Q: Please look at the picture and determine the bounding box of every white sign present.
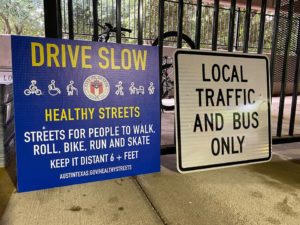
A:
[0,35,12,85]
[0,68,13,84]
[174,50,271,173]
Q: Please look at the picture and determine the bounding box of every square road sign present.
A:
[174,50,271,173]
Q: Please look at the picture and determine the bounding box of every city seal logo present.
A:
[83,75,110,101]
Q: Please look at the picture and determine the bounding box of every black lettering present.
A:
[231,65,239,82]
[222,137,230,154]
[237,136,245,153]
[233,112,241,129]
[193,114,203,132]
[195,88,204,107]
[222,64,230,82]
[252,112,259,128]
[206,89,214,106]
[240,66,248,82]
[202,64,210,81]
[226,89,234,106]
[232,136,240,154]
[211,136,244,156]
[243,112,251,129]
[211,138,220,156]
[212,64,221,81]
[204,114,214,131]
[235,89,243,106]
[215,113,224,131]
[248,89,255,104]
[216,89,225,106]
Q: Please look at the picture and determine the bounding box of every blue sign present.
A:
[12,36,160,192]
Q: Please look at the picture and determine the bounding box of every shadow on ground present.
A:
[161,154,300,188]
[0,168,14,218]
[247,155,300,189]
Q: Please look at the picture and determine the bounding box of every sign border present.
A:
[174,50,272,173]
[11,35,161,192]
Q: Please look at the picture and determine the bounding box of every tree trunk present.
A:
[14,24,23,35]
[0,12,11,34]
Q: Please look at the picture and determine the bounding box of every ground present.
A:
[0,144,300,225]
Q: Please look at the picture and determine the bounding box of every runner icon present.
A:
[148,82,155,95]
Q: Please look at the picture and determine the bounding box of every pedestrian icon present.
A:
[66,80,78,96]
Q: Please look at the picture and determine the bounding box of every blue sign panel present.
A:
[12,36,160,192]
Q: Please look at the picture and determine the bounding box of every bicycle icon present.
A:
[24,80,42,96]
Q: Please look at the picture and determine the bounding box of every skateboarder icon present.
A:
[66,80,78,96]
[48,80,61,96]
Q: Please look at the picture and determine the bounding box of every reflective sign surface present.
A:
[175,50,271,173]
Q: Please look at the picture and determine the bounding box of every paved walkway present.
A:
[0,142,300,225]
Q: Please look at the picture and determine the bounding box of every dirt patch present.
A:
[275,197,298,217]
[69,205,82,212]
[251,191,263,198]
[108,196,119,204]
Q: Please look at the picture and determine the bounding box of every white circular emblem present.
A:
[83,75,110,101]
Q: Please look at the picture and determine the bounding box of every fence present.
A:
[43,0,300,145]
[61,0,275,52]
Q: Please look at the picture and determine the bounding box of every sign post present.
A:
[12,36,160,192]
[175,50,271,173]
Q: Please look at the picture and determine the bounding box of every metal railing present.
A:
[61,0,275,52]
[44,0,300,145]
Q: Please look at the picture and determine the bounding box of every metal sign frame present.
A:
[175,50,272,173]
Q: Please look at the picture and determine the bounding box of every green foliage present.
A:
[0,0,44,36]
